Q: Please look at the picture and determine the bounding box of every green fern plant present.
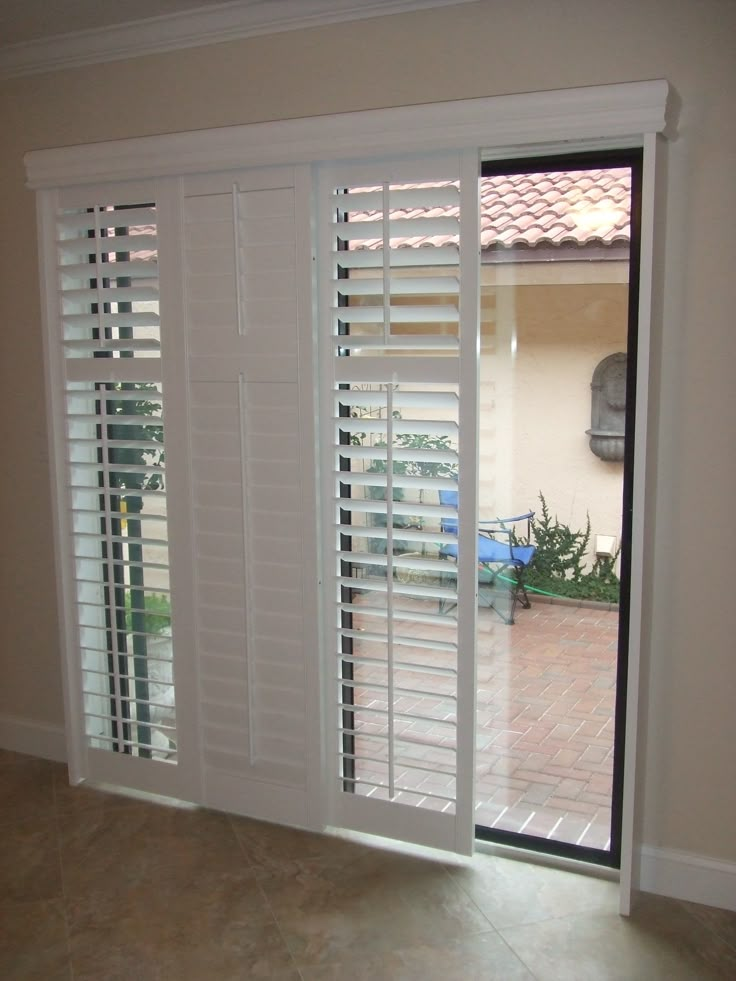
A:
[520,493,620,604]
[528,493,590,583]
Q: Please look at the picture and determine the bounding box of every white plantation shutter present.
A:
[43,167,318,818]
[29,82,671,896]
[42,160,478,847]
[183,167,318,825]
[47,183,193,797]
[318,153,480,854]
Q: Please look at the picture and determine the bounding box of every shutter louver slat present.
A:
[338,601,457,630]
[336,336,459,352]
[335,216,459,241]
[63,312,160,329]
[335,389,458,411]
[336,471,458,493]
[338,629,457,655]
[333,245,459,269]
[335,496,455,521]
[337,576,458,604]
[60,260,158,281]
[337,444,457,465]
[58,233,158,255]
[57,206,157,231]
[338,551,454,577]
[336,186,460,210]
[62,286,159,305]
[334,276,459,297]
[335,304,459,324]
[335,417,458,438]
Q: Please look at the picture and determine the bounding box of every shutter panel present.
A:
[184,168,317,826]
[50,185,188,797]
[318,154,480,854]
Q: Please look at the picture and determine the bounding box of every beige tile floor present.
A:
[2,749,735,980]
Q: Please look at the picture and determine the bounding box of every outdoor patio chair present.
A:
[438,488,536,625]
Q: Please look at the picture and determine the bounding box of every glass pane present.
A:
[474,165,631,853]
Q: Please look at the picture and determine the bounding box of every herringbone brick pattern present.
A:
[475,601,618,850]
[349,595,618,851]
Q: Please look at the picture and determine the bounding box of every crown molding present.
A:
[0,0,471,80]
[25,80,674,191]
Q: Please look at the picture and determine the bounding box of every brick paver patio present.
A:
[475,599,618,850]
[348,593,618,853]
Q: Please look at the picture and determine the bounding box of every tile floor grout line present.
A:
[675,898,736,956]
[50,765,76,981]
[493,929,545,981]
[256,882,304,981]
[440,860,507,939]
[226,814,309,979]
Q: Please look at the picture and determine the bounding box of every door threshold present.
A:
[475,836,619,882]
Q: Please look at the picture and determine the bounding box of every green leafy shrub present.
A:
[525,493,590,582]
[125,592,171,636]
[521,493,620,604]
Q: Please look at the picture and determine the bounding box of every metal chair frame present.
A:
[438,489,536,625]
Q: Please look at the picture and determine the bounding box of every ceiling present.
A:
[0,0,270,48]
[0,0,470,77]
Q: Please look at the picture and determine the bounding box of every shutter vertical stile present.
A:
[319,153,480,854]
[183,168,316,825]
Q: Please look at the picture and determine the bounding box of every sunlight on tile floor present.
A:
[2,749,735,979]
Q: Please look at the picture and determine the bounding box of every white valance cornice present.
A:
[25,79,674,191]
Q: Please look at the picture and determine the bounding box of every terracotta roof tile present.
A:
[348,168,631,254]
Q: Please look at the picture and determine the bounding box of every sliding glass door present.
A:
[473,152,642,865]
[319,148,642,865]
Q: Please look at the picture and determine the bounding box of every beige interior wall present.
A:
[1,0,734,864]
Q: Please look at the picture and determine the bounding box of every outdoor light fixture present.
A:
[595,534,618,558]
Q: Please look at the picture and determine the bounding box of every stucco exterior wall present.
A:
[481,269,628,560]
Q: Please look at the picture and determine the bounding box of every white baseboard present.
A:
[639,845,736,912]
[0,713,67,763]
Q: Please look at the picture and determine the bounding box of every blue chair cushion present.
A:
[439,487,534,568]
[441,536,535,568]
[439,489,459,508]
